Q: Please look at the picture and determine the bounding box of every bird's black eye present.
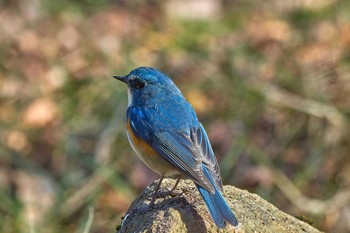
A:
[129,76,147,89]
[136,80,145,89]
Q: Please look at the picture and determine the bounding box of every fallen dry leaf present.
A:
[0,103,17,124]
[340,23,350,48]
[295,43,340,66]
[62,49,87,73]
[312,21,338,44]
[22,98,58,127]
[185,89,212,114]
[17,30,40,53]
[166,0,221,20]
[58,25,80,51]
[44,65,67,91]
[5,130,30,152]
[0,78,22,98]
[246,18,291,45]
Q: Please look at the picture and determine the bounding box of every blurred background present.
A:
[1,0,350,232]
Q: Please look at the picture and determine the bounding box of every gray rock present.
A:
[117,178,321,233]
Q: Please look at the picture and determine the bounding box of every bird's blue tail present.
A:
[196,166,238,228]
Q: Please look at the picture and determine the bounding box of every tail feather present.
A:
[213,186,238,226]
[196,185,226,228]
[196,166,238,228]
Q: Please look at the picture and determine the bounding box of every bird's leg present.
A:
[169,177,181,194]
[156,178,183,198]
[150,178,184,207]
[149,177,163,207]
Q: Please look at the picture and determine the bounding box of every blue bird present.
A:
[113,67,238,228]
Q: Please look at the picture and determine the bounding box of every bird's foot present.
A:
[149,189,183,208]
[156,189,183,198]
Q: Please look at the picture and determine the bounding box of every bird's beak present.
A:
[113,75,127,83]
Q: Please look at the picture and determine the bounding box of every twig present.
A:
[82,207,94,233]
[59,165,115,218]
[248,79,347,142]
[95,102,125,165]
[248,144,350,215]
[272,167,350,214]
[39,102,133,223]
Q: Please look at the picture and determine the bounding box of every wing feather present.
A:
[128,107,223,193]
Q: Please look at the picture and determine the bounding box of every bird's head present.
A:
[113,67,180,106]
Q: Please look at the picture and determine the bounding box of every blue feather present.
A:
[120,67,239,228]
[196,165,238,228]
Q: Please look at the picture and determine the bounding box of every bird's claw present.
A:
[156,189,183,198]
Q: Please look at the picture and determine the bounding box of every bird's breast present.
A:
[126,118,179,177]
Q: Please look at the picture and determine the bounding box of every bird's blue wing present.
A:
[127,107,223,193]
[193,123,223,191]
